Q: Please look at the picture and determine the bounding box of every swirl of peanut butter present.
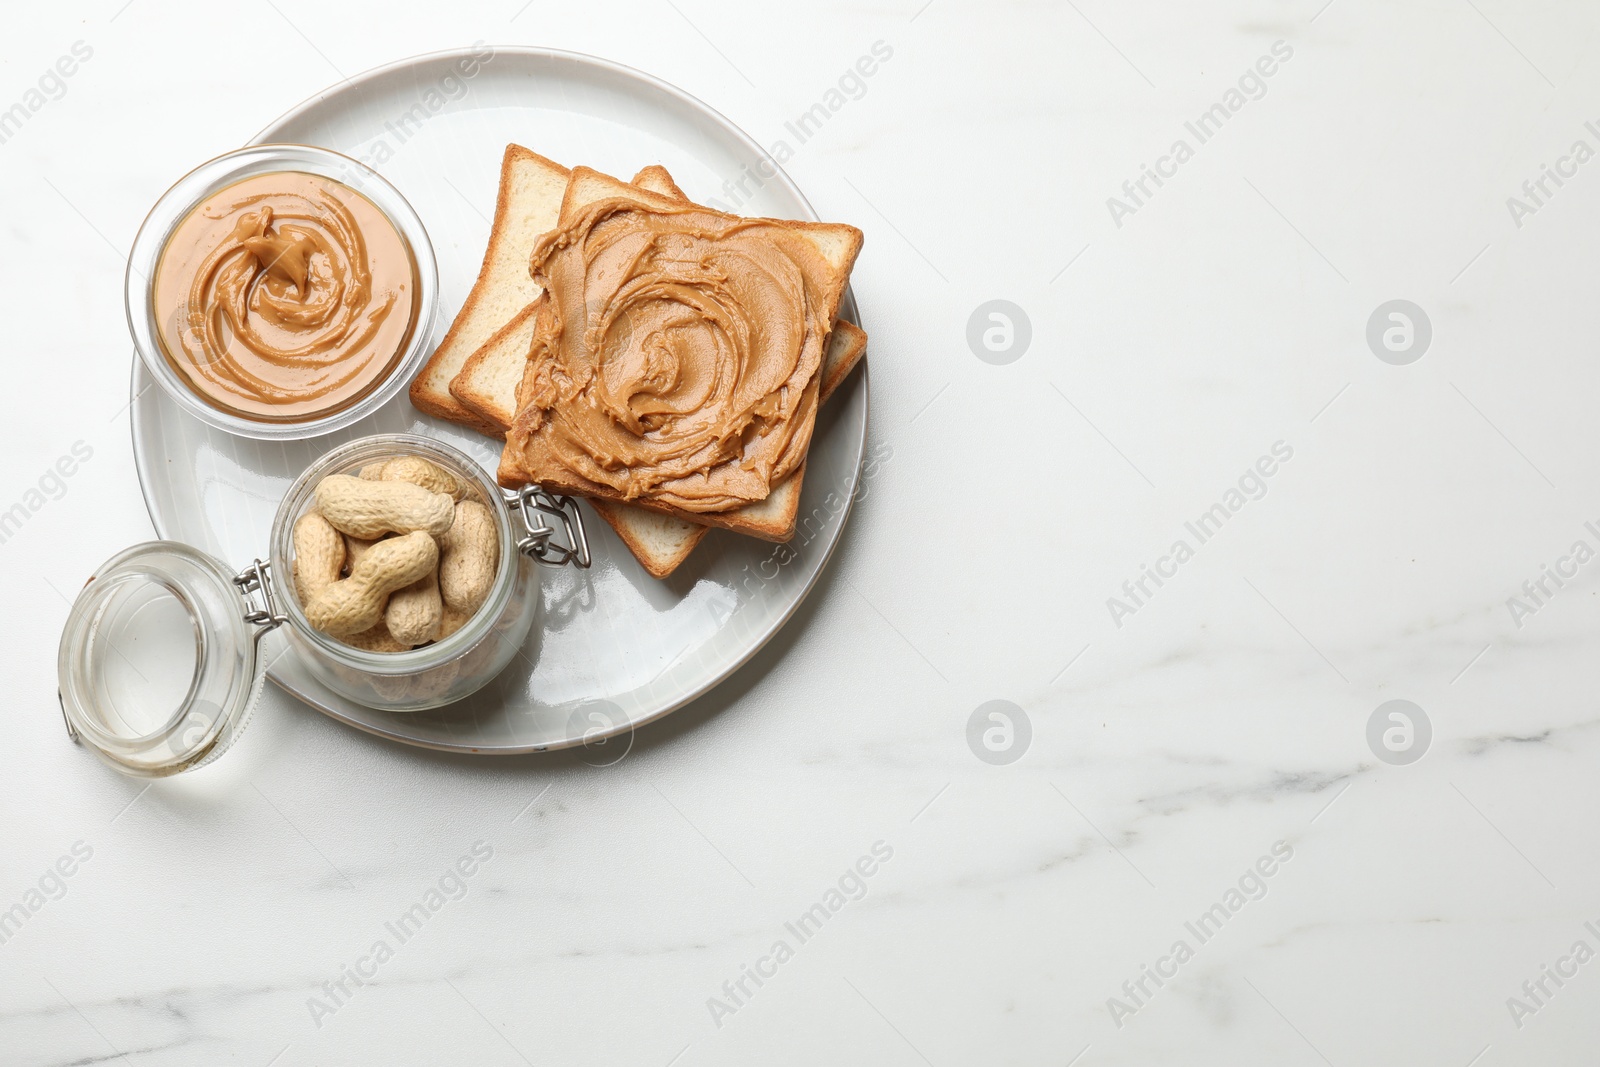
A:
[510,197,842,512]
[153,172,416,421]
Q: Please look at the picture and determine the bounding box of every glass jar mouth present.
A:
[268,434,519,673]
[57,542,262,778]
[125,144,439,441]
[65,571,206,747]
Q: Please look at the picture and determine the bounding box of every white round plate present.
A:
[130,48,867,754]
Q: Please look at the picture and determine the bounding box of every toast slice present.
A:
[499,166,863,541]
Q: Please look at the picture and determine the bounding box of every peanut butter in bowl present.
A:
[153,172,418,421]
[126,144,438,440]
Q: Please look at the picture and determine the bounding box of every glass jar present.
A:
[124,144,439,441]
[56,434,589,777]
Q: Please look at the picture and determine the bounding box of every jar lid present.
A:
[56,542,276,777]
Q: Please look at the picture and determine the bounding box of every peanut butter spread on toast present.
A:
[505,197,840,512]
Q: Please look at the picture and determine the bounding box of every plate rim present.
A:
[130,45,869,755]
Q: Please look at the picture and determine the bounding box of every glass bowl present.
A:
[124,144,438,440]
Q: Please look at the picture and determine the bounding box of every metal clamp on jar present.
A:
[56,434,590,778]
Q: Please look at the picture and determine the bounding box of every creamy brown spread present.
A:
[152,172,417,421]
[507,197,843,512]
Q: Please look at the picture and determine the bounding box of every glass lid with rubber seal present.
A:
[56,542,283,777]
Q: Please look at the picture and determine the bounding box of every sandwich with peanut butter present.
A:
[410,147,865,572]
[497,166,863,538]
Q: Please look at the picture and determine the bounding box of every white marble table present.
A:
[4,0,1599,1063]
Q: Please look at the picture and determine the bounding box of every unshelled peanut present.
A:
[304,531,438,637]
[291,511,344,603]
[439,499,499,615]
[315,475,454,539]
[379,455,468,500]
[386,567,443,645]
